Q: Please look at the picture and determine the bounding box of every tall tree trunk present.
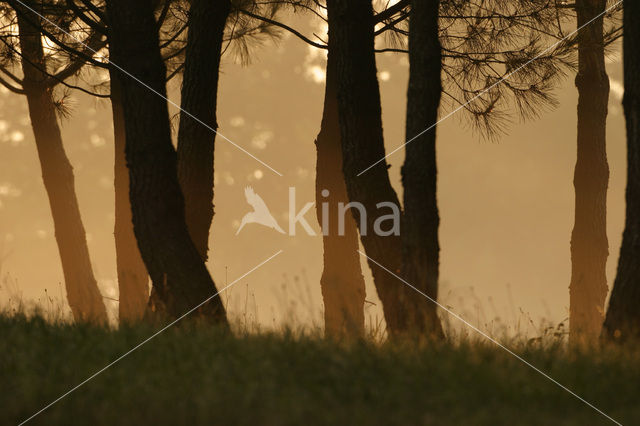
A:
[106,0,227,323]
[16,8,107,324]
[400,0,444,337]
[177,0,230,261]
[110,76,149,323]
[315,49,366,338]
[602,0,640,341]
[570,0,610,343]
[327,0,409,336]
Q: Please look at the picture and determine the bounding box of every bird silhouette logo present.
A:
[236,186,285,235]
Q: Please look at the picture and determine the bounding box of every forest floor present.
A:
[1,314,639,426]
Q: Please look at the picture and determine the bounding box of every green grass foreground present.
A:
[1,314,639,425]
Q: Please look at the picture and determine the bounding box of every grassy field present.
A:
[1,314,639,426]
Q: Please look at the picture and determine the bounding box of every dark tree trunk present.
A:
[327,0,409,336]
[177,0,230,261]
[16,9,107,324]
[315,49,366,338]
[400,0,444,337]
[570,0,610,343]
[110,76,149,323]
[106,0,227,323]
[602,0,640,341]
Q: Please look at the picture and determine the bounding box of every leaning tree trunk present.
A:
[110,76,149,323]
[400,0,444,338]
[16,10,107,324]
[106,0,227,323]
[602,0,640,341]
[177,0,230,261]
[327,0,409,336]
[315,48,366,338]
[569,0,610,343]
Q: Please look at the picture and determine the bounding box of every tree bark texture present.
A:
[177,0,230,261]
[106,0,227,323]
[327,0,411,336]
[16,6,107,324]
[401,0,444,337]
[110,75,149,324]
[570,0,610,343]
[315,48,366,337]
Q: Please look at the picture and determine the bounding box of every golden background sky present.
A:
[0,13,626,336]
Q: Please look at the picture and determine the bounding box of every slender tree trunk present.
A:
[400,0,444,337]
[16,9,107,324]
[602,0,640,341]
[315,49,366,338]
[110,76,149,323]
[177,0,230,261]
[327,0,409,336]
[570,0,610,343]
[106,0,227,323]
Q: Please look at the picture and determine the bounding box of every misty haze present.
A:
[1,1,639,425]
